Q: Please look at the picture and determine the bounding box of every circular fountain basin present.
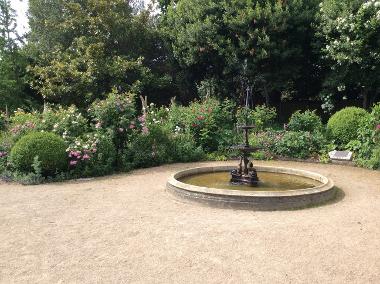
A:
[167,165,335,211]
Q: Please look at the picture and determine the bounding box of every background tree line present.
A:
[0,0,379,119]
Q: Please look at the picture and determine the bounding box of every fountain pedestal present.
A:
[230,125,259,186]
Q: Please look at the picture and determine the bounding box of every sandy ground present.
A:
[0,160,380,284]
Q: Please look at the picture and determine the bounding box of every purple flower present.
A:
[82,154,90,160]
[0,151,7,158]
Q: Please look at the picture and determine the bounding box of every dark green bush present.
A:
[10,132,67,175]
[170,133,205,162]
[123,126,173,168]
[273,131,326,159]
[352,103,380,169]
[327,107,369,147]
[288,110,323,132]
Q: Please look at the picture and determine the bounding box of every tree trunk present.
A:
[363,91,369,109]
[263,83,270,106]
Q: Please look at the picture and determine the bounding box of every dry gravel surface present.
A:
[0,161,380,283]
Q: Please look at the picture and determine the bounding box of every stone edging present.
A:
[167,166,336,211]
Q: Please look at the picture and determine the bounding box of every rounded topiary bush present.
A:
[327,107,370,147]
[10,132,67,175]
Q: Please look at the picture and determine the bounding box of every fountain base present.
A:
[230,168,259,186]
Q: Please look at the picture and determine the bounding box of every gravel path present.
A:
[0,161,380,283]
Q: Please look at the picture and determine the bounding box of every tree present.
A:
[0,0,35,111]
[163,0,321,105]
[317,0,380,109]
[27,0,171,107]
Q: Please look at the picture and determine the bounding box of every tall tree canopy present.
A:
[0,0,34,111]
[163,0,321,105]
[27,0,171,107]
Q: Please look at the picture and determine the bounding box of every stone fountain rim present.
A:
[167,165,334,198]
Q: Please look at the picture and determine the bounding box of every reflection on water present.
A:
[180,171,321,192]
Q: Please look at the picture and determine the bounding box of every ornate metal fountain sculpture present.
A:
[230,126,259,186]
[230,82,259,186]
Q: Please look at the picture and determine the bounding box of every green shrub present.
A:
[39,105,88,142]
[273,131,326,159]
[8,109,40,142]
[168,98,235,152]
[10,132,67,175]
[67,132,117,177]
[170,133,205,162]
[249,130,284,157]
[123,125,173,168]
[89,90,137,164]
[327,107,370,147]
[353,103,380,169]
[288,110,323,132]
[237,105,277,131]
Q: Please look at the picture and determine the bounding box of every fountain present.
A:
[166,66,336,210]
[230,86,259,186]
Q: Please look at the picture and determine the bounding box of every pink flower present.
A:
[138,115,146,123]
[82,154,90,160]
[376,124,380,130]
[95,122,102,129]
[197,115,204,121]
[118,128,124,133]
[0,151,7,158]
[69,160,78,166]
[142,126,149,134]
[129,123,135,129]
[92,148,97,153]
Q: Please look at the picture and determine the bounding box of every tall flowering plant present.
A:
[8,109,40,141]
[66,132,116,177]
[39,105,88,143]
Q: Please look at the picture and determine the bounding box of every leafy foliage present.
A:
[287,110,323,132]
[317,0,380,109]
[27,0,170,107]
[327,106,369,147]
[10,132,67,175]
[38,105,89,142]
[351,103,380,169]
[273,131,326,159]
[163,0,321,102]
[237,105,277,131]
[168,97,235,151]
[68,132,117,177]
